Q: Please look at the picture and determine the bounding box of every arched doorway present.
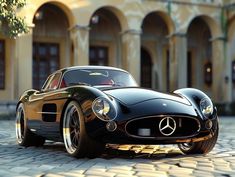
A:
[228,16,235,101]
[89,8,122,67]
[141,48,152,88]
[33,3,70,89]
[141,12,173,90]
[187,17,212,95]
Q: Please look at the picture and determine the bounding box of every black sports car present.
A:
[16,66,219,158]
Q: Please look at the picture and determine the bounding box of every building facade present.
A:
[0,0,235,104]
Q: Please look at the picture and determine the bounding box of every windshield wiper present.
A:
[69,82,91,86]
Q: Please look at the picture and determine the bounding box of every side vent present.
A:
[42,104,57,122]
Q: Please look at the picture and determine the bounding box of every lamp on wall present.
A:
[34,10,43,20]
[204,61,212,86]
[91,15,99,24]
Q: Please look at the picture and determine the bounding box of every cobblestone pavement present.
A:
[0,117,235,177]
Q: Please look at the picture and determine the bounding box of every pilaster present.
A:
[121,29,141,84]
[70,25,90,66]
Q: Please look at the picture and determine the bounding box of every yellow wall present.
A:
[1,0,235,103]
[0,37,14,101]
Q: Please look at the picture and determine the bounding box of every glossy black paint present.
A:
[17,66,218,144]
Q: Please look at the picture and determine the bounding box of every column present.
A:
[14,26,33,98]
[121,29,141,84]
[169,33,187,91]
[226,42,233,103]
[70,25,90,66]
[212,38,226,102]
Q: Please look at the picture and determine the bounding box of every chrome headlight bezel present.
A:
[92,96,117,121]
[200,97,213,118]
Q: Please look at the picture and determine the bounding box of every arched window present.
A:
[33,3,69,89]
[89,8,122,67]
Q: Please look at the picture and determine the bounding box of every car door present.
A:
[26,75,54,131]
[27,72,65,140]
[38,72,65,139]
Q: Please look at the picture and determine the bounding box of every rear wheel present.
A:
[178,125,219,155]
[16,103,45,147]
[63,101,105,158]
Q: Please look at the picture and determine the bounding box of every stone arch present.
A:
[141,11,175,35]
[89,6,124,67]
[187,15,215,96]
[186,15,221,38]
[141,10,173,91]
[88,6,129,32]
[30,1,76,27]
[32,2,72,89]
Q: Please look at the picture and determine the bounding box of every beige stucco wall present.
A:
[1,0,235,103]
[0,37,15,101]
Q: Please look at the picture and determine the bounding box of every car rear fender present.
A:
[16,89,38,110]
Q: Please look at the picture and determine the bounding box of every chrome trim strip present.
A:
[58,68,136,89]
[125,115,201,140]
[41,71,63,91]
[176,131,214,143]
[37,112,60,115]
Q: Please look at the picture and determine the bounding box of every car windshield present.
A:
[61,69,138,88]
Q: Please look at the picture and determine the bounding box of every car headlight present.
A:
[92,97,117,121]
[200,97,213,118]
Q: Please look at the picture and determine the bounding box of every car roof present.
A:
[57,66,128,74]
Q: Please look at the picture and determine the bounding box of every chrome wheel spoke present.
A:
[179,142,194,151]
[72,135,78,147]
[70,119,76,128]
[72,113,79,127]
[70,129,76,135]
[63,103,81,154]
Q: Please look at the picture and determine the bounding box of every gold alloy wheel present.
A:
[178,142,194,151]
[15,104,25,144]
[63,103,81,154]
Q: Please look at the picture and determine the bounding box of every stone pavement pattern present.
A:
[0,117,235,177]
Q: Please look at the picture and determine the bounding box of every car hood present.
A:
[103,87,191,106]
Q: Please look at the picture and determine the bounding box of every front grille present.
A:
[125,116,200,138]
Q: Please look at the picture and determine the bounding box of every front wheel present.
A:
[16,103,45,147]
[63,101,105,158]
[178,125,219,155]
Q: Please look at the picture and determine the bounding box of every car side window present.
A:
[43,73,61,91]
[41,75,53,91]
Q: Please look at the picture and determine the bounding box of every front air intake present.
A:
[125,116,200,138]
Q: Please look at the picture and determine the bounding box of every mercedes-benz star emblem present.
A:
[159,117,176,136]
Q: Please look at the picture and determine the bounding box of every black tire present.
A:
[178,125,219,155]
[16,103,45,147]
[63,101,105,158]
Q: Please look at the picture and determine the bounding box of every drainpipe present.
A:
[221,4,230,105]
[221,5,228,63]
[167,0,172,17]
